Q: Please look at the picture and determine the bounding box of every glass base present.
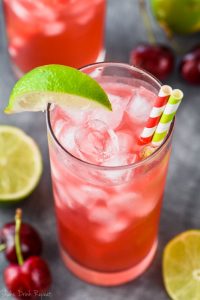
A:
[11,48,106,79]
[60,240,158,286]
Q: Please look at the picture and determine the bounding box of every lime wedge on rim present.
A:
[0,126,42,202]
[163,230,200,300]
[4,64,112,114]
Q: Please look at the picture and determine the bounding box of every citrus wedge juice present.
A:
[47,63,173,285]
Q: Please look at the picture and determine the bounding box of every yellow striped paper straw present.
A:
[152,89,184,147]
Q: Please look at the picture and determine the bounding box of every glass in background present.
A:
[3,0,106,77]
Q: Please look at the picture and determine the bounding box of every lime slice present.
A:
[0,126,42,202]
[163,230,200,300]
[4,64,111,114]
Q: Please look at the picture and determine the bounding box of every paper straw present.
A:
[152,89,184,147]
[140,85,172,144]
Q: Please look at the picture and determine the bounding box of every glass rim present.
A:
[46,62,174,171]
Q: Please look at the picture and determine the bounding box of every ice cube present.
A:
[11,0,31,21]
[30,0,59,21]
[109,217,130,232]
[8,46,17,57]
[65,0,91,17]
[94,215,129,243]
[116,130,135,154]
[133,195,157,217]
[108,192,141,213]
[74,120,119,164]
[81,185,109,205]
[126,92,152,123]
[102,83,133,108]
[54,182,75,209]
[9,37,25,57]
[62,106,89,126]
[50,162,62,182]
[88,95,126,129]
[58,181,104,210]
[139,86,156,103]
[76,8,95,25]
[100,154,137,184]
[95,227,118,243]
[42,21,66,36]
[89,206,115,224]
[69,185,109,209]
[108,191,155,218]
[11,0,58,23]
[59,126,77,154]
[54,120,66,138]
[102,154,132,167]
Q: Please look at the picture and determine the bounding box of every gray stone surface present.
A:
[0,0,200,299]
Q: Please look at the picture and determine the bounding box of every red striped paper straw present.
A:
[140,85,172,144]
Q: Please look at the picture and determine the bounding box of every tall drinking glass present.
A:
[47,63,174,286]
[3,0,106,77]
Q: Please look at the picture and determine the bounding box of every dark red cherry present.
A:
[130,44,174,80]
[4,256,52,300]
[0,222,42,263]
[180,46,200,85]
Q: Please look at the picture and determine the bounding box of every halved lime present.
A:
[163,230,200,300]
[4,64,111,114]
[0,126,42,202]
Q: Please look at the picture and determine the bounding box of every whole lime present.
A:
[150,0,200,35]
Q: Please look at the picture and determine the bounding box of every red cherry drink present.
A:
[47,63,173,286]
[3,0,105,76]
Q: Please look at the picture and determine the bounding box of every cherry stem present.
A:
[0,244,6,252]
[139,0,156,44]
[15,209,24,266]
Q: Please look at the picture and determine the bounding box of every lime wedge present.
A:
[4,64,112,114]
[163,230,200,300]
[0,126,42,202]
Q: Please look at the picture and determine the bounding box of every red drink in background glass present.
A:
[3,0,106,76]
[47,63,173,286]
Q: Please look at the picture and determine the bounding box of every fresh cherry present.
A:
[0,222,42,264]
[130,44,174,80]
[180,46,200,85]
[4,256,52,300]
[3,209,51,300]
